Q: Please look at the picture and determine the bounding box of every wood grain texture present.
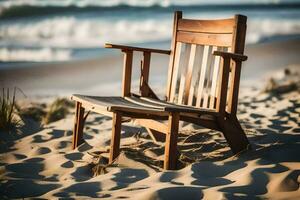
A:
[177,18,235,33]
[166,11,182,100]
[227,15,247,115]
[105,43,170,54]
[210,47,222,109]
[72,102,85,149]
[177,31,232,47]
[164,112,180,170]
[134,119,168,134]
[177,43,191,104]
[169,42,183,102]
[140,52,151,97]
[215,57,231,116]
[183,44,197,104]
[177,75,186,104]
[122,50,133,97]
[213,51,247,61]
[202,46,217,108]
[109,112,122,163]
[196,45,211,107]
[187,45,204,106]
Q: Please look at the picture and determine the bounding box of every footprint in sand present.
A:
[61,161,74,168]
[64,152,83,161]
[13,153,27,160]
[149,186,203,200]
[56,141,71,149]
[36,147,51,155]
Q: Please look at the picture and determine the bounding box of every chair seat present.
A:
[72,94,219,118]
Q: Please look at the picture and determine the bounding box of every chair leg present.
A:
[109,112,122,164]
[164,112,180,170]
[72,102,85,149]
[219,115,250,154]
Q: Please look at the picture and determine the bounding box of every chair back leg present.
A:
[219,115,250,154]
[164,112,180,170]
[109,112,122,163]
[72,102,85,149]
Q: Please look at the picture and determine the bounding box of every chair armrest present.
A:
[105,43,171,55]
[213,51,248,62]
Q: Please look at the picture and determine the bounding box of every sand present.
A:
[0,39,300,199]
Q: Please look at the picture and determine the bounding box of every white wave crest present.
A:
[0,48,71,62]
[247,18,300,43]
[0,0,171,9]
[1,13,300,62]
[0,16,171,48]
[0,0,291,9]
[1,16,300,48]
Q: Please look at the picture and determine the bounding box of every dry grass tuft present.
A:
[0,88,21,132]
[42,98,74,124]
[19,104,46,123]
[88,152,111,176]
[18,98,74,125]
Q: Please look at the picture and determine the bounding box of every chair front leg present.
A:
[164,112,180,170]
[109,112,122,164]
[72,102,85,149]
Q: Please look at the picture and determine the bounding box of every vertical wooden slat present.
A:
[164,112,180,170]
[209,47,222,109]
[109,112,122,163]
[166,11,182,100]
[177,44,191,104]
[187,85,195,106]
[196,45,212,107]
[183,44,197,104]
[122,50,133,97]
[188,45,204,106]
[203,46,217,108]
[140,52,151,97]
[177,75,186,104]
[169,42,183,102]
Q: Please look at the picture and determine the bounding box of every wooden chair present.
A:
[71,11,250,170]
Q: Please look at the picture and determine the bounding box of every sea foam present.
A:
[0,1,299,62]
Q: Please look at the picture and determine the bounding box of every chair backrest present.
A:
[166,11,246,114]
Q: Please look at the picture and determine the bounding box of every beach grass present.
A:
[19,104,46,123]
[0,88,20,132]
[42,98,74,124]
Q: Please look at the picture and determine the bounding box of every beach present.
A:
[1,1,300,199]
[0,37,300,199]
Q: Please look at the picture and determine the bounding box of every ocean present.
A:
[0,0,300,66]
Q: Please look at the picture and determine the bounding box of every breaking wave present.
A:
[0,0,299,62]
[1,0,299,19]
